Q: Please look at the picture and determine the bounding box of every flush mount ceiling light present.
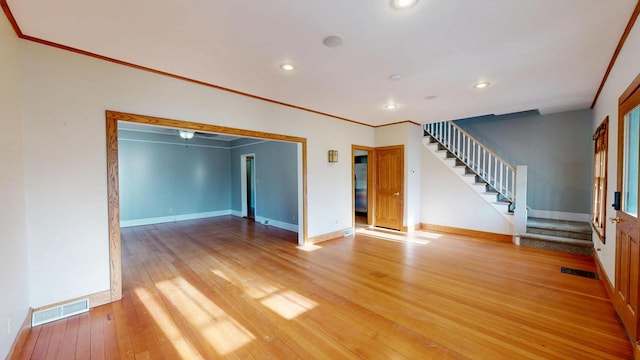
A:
[474,82,490,89]
[384,103,398,110]
[323,35,344,48]
[280,63,296,71]
[178,130,195,140]
[391,0,419,10]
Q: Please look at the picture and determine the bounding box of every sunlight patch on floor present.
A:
[356,228,433,245]
[156,277,255,356]
[242,279,281,299]
[135,287,203,359]
[297,244,322,252]
[260,290,318,320]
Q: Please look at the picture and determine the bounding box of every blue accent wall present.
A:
[230,139,298,225]
[118,130,231,221]
[454,109,592,213]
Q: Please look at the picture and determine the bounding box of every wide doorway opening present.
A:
[106,110,307,301]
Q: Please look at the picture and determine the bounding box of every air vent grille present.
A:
[32,298,89,327]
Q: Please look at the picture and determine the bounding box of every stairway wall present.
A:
[421,146,513,235]
[453,109,592,215]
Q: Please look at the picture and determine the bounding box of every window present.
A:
[592,117,608,242]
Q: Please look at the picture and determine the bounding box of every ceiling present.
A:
[5,0,638,126]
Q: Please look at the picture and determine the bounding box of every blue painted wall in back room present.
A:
[118,130,231,221]
[454,108,593,214]
[230,139,298,225]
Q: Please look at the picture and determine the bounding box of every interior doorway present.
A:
[242,154,256,219]
[352,145,374,227]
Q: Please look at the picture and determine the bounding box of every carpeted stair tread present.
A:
[527,217,592,234]
[519,233,592,247]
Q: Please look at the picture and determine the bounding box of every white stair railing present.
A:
[424,121,516,203]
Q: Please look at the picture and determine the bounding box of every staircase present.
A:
[422,135,514,221]
[423,121,594,256]
[519,218,593,256]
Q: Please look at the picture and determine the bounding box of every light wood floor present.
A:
[13,216,631,359]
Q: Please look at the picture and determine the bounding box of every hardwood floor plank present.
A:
[75,312,92,359]
[14,216,632,359]
[15,323,41,360]
[43,318,67,360]
[89,303,106,360]
[28,321,55,360]
[58,314,80,360]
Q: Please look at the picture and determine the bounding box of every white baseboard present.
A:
[255,216,299,232]
[229,212,298,232]
[527,210,590,222]
[121,210,232,227]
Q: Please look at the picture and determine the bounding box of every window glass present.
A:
[623,106,640,217]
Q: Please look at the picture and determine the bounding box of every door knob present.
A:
[393,192,400,196]
[609,217,621,223]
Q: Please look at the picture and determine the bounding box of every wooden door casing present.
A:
[614,73,640,342]
[374,145,404,231]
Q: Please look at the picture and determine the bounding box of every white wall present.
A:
[421,146,513,235]
[19,40,375,308]
[0,15,29,359]
[592,17,640,284]
[375,122,422,230]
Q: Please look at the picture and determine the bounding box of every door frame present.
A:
[106,110,307,302]
[352,145,375,227]
[240,153,256,219]
[614,72,640,343]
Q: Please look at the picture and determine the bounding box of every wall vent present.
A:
[343,228,354,237]
[32,298,89,327]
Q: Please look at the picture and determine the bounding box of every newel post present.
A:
[513,165,528,245]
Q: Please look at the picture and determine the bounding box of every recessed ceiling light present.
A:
[389,73,402,81]
[391,0,419,10]
[280,63,296,71]
[384,103,398,110]
[474,82,490,89]
[323,35,344,48]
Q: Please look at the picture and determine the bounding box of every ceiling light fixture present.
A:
[179,130,195,140]
[280,63,296,71]
[384,103,398,110]
[389,73,402,81]
[391,0,419,10]
[474,82,490,89]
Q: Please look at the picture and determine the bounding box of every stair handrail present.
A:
[424,121,516,202]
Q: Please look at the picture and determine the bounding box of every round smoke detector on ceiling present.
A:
[323,35,344,48]
[389,73,402,81]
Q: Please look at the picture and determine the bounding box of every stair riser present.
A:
[526,227,591,240]
[519,238,593,256]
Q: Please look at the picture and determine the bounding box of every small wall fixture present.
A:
[328,150,338,163]
[179,130,195,140]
